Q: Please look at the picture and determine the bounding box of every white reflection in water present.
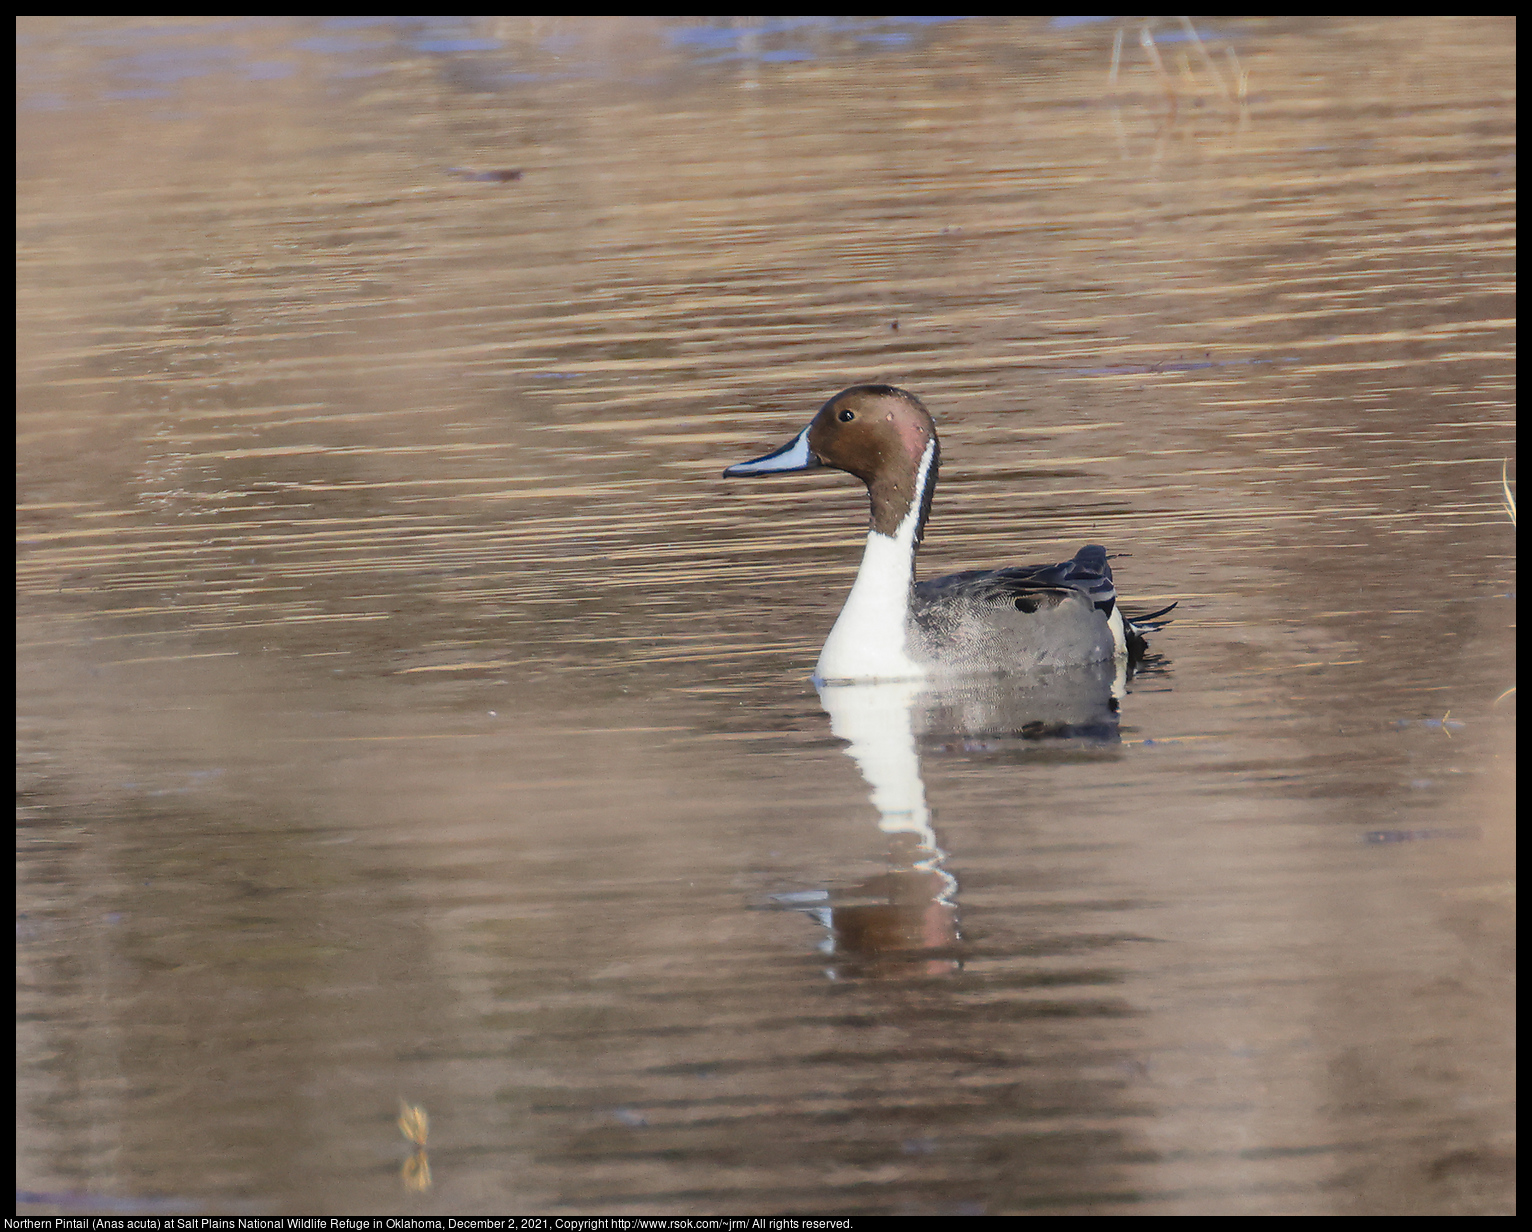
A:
[804,662,1130,975]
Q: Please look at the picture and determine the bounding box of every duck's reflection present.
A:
[806,680,958,978]
[780,666,1129,978]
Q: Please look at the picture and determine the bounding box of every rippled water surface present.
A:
[18,16,1514,1216]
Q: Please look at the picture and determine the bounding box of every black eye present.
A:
[838,408,855,422]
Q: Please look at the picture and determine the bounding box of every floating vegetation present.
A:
[398,1099,429,1147]
[1391,714,1466,735]
[398,1099,431,1193]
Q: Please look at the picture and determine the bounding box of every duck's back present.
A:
[909,545,1118,673]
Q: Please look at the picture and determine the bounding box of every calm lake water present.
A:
[17,16,1514,1216]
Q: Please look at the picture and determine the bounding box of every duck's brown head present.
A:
[724,385,940,539]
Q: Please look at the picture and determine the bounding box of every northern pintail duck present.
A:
[725,384,1172,683]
